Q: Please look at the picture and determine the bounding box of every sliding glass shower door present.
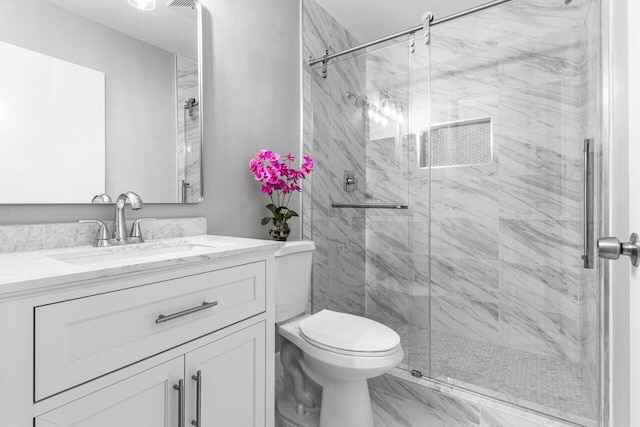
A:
[410,1,601,424]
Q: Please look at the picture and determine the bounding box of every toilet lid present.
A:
[298,310,400,354]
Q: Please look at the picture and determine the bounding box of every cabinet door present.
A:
[186,321,266,427]
[35,357,183,427]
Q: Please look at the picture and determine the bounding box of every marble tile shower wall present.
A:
[364,0,591,370]
[176,56,201,203]
[301,0,368,315]
[364,135,414,365]
[361,38,414,361]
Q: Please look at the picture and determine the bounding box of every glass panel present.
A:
[420,0,600,424]
[407,33,432,377]
[363,38,413,371]
[301,25,415,368]
[303,38,370,318]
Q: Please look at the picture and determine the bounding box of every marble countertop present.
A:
[0,234,282,298]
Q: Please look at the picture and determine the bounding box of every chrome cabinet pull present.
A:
[191,370,202,427]
[156,301,219,324]
[174,379,185,427]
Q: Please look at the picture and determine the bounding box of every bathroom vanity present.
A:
[0,235,280,427]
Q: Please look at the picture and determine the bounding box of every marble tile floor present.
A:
[278,374,583,427]
[401,327,594,421]
[371,386,477,427]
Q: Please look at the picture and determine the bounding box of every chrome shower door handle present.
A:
[597,233,640,267]
[582,139,595,269]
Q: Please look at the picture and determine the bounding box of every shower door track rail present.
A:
[308,0,517,67]
[331,203,409,209]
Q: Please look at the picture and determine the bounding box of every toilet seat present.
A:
[298,310,401,357]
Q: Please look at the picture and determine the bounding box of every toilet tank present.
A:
[274,240,315,323]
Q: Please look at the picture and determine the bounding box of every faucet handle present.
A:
[129,218,156,243]
[91,193,113,204]
[79,220,110,247]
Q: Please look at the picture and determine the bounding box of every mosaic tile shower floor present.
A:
[401,327,594,421]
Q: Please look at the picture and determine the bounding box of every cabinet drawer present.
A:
[35,261,265,400]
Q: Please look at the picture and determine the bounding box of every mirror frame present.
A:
[187,0,204,205]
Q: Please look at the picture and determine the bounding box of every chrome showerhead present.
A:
[345,91,369,108]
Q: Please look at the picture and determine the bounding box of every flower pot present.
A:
[269,221,290,241]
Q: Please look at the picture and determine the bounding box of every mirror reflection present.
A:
[0,0,202,204]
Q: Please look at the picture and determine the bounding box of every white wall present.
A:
[608,0,640,425]
[0,0,301,241]
[197,0,302,239]
[615,1,640,426]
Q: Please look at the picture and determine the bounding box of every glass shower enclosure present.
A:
[302,0,603,425]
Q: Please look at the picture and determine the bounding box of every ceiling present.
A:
[43,0,198,60]
[314,0,492,42]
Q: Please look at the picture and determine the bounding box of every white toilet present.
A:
[275,240,404,427]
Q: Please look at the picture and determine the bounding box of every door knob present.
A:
[597,233,639,267]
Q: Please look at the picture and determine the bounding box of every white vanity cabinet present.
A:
[185,321,267,427]
[35,356,184,427]
[0,243,276,427]
[35,321,266,427]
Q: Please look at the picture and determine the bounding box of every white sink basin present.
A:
[49,244,215,265]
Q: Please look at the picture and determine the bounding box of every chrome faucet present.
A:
[79,191,155,247]
[113,191,144,242]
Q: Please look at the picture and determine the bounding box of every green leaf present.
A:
[261,216,272,226]
[284,209,299,220]
[265,204,278,214]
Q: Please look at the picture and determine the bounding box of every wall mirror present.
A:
[0,0,202,204]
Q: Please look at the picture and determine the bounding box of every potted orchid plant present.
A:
[249,150,313,241]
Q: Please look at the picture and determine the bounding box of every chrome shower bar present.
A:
[308,0,518,67]
[331,203,409,209]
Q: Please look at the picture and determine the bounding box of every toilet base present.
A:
[319,379,373,427]
[276,393,320,427]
